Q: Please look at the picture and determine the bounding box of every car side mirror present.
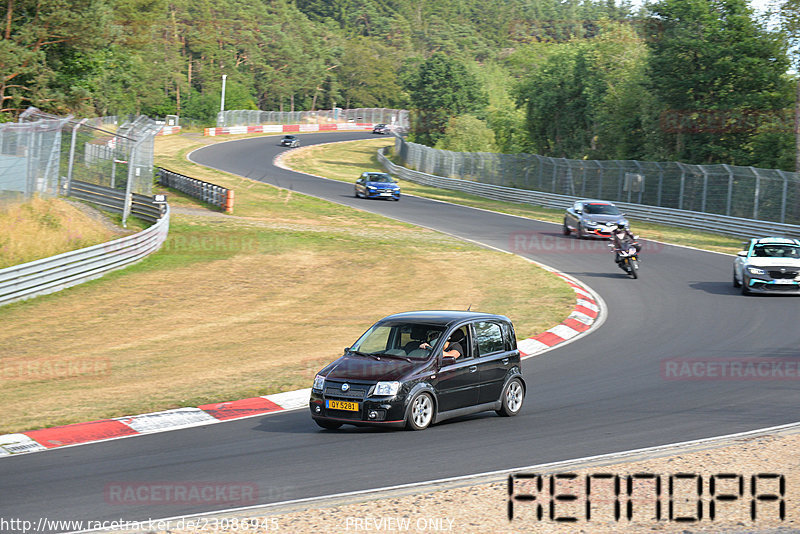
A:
[737,251,747,257]
[574,209,582,214]
[344,347,351,354]
[441,356,457,366]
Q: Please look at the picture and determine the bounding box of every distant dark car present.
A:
[310,310,525,431]
[372,123,391,134]
[279,135,300,147]
[354,172,400,200]
[563,199,628,239]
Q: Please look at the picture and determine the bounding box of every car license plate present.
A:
[327,400,359,411]
[380,192,392,196]
[774,279,796,285]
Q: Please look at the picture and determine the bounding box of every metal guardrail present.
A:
[157,168,233,212]
[68,180,164,223]
[378,148,800,240]
[0,199,169,307]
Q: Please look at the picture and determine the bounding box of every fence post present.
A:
[723,164,733,216]
[677,162,687,210]
[65,118,87,197]
[751,167,761,220]
[779,170,788,224]
[701,167,709,213]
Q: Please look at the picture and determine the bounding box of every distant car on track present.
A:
[279,135,300,148]
[733,237,800,295]
[309,310,525,431]
[354,172,400,200]
[563,200,628,239]
[372,123,391,134]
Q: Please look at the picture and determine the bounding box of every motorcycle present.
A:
[609,239,641,279]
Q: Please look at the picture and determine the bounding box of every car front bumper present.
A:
[365,190,400,200]
[309,390,408,427]
[744,276,800,293]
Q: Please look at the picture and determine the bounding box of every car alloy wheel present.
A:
[562,219,571,235]
[732,268,741,288]
[406,392,434,430]
[497,378,524,417]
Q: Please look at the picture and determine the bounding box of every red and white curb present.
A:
[0,389,311,457]
[0,269,603,458]
[519,272,602,358]
[204,122,376,136]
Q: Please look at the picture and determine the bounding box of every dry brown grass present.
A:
[0,196,123,268]
[0,133,574,434]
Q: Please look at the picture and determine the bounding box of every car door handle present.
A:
[469,366,477,373]
[502,358,509,365]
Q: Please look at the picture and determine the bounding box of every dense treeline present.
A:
[1,0,797,170]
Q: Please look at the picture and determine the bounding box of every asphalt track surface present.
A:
[3,132,799,532]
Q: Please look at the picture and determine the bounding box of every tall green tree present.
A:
[646,0,792,165]
[1,0,116,116]
[405,52,487,146]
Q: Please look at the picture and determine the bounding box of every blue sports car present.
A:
[354,172,400,201]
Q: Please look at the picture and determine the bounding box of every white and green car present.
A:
[733,237,800,295]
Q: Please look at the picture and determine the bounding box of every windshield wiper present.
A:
[372,352,412,362]
[348,349,381,360]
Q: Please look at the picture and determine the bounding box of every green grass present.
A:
[284,139,745,255]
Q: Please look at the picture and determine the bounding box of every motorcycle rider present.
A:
[610,222,640,266]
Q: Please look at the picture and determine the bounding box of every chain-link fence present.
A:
[0,108,71,201]
[394,137,800,225]
[217,108,409,129]
[0,108,160,204]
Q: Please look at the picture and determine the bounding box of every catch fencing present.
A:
[217,108,409,130]
[394,137,800,227]
[0,109,160,202]
[379,148,800,240]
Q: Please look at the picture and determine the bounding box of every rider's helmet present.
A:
[615,222,626,230]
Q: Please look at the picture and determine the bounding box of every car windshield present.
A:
[367,174,393,183]
[350,322,445,360]
[584,203,620,215]
[753,245,800,258]
[283,136,295,139]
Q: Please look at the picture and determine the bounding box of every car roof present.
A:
[578,199,616,205]
[364,172,390,177]
[752,237,800,245]
[377,310,511,326]
[283,134,296,137]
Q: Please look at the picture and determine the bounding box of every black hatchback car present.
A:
[310,311,525,431]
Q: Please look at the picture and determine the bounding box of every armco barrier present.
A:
[157,168,233,213]
[68,180,163,223]
[377,148,800,240]
[0,202,169,307]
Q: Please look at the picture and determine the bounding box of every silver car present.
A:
[563,200,629,239]
[733,237,800,295]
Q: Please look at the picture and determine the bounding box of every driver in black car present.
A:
[419,329,464,359]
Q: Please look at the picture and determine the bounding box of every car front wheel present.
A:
[732,268,741,288]
[496,378,524,417]
[406,392,434,430]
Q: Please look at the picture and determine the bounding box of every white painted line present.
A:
[116,408,218,434]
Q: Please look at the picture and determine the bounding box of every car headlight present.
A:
[373,381,400,396]
[367,186,376,190]
[313,375,325,390]
[747,267,768,276]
